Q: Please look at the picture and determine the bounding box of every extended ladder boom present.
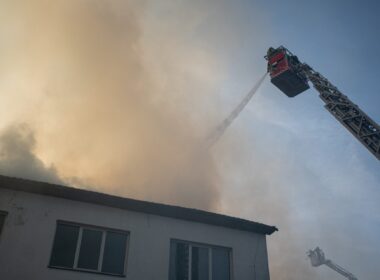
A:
[324,259,358,280]
[308,247,358,280]
[266,46,380,160]
[301,64,380,160]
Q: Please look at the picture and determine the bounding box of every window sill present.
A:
[48,265,126,278]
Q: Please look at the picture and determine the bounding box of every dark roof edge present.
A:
[0,175,278,235]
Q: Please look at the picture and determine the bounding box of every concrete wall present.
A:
[0,187,270,280]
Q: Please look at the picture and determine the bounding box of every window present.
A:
[0,211,7,236]
[49,221,128,276]
[169,240,231,280]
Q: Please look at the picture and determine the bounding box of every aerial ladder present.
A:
[265,46,380,160]
[307,247,358,280]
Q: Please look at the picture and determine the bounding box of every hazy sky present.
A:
[0,1,379,280]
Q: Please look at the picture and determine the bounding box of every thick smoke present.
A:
[2,1,377,280]
[0,124,63,185]
[0,0,227,210]
[0,1,307,278]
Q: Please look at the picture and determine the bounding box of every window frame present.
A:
[169,239,233,280]
[48,220,129,277]
[0,211,8,237]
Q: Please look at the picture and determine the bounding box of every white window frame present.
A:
[171,239,232,280]
[72,226,107,272]
[50,221,129,276]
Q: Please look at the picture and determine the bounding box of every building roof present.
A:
[0,175,278,235]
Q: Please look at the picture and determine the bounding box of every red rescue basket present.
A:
[265,46,309,97]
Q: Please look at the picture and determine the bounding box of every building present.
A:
[0,175,277,280]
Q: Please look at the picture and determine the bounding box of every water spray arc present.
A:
[206,72,268,148]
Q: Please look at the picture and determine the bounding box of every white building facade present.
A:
[0,175,277,280]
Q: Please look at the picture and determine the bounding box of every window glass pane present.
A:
[169,241,177,280]
[191,246,209,280]
[101,231,127,275]
[50,223,79,268]
[0,213,6,235]
[77,229,103,270]
[212,248,230,280]
[170,242,190,280]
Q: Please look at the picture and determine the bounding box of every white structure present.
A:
[0,175,277,280]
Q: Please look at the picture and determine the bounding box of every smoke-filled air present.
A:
[1,1,380,280]
[0,0,230,209]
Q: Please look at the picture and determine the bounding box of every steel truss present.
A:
[300,64,380,160]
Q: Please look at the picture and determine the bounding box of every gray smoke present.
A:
[0,0,223,211]
[0,124,63,185]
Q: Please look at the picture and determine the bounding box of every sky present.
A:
[0,1,379,280]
